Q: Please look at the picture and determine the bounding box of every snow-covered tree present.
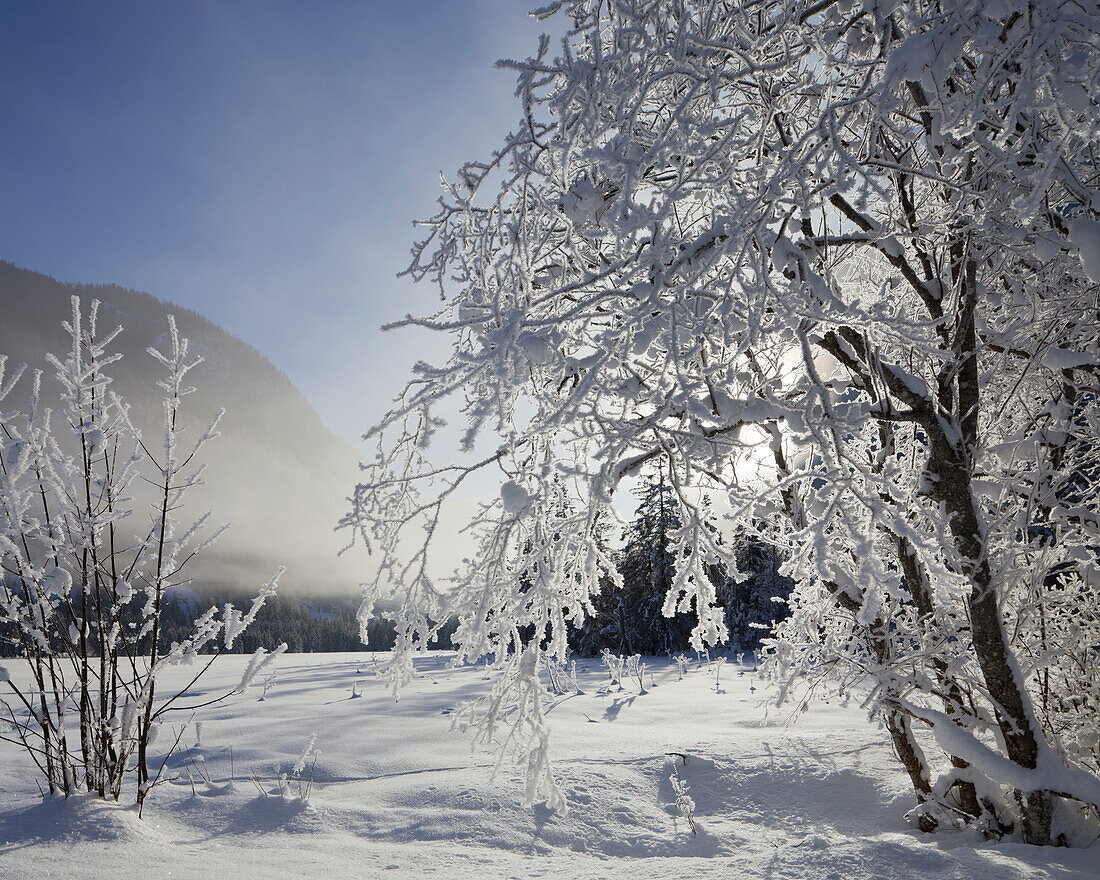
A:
[724,526,792,654]
[614,468,695,655]
[345,0,1100,843]
[0,299,285,809]
[570,471,790,656]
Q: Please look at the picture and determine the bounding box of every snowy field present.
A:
[0,653,1094,880]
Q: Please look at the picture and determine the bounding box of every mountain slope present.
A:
[0,261,367,597]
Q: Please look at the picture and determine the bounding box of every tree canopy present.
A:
[346,0,1100,842]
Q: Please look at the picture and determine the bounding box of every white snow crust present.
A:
[0,653,1096,880]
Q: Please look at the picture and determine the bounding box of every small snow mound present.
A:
[4,794,163,845]
[42,566,72,597]
[517,330,556,366]
[663,752,715,770]
[563,179,611,228]
[225,795,319,836]
[500,480,530,515]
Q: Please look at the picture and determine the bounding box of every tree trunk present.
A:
[930,435,1053,844]
[834,590,938,826]
[885,708,938,832]
[895,534,982,820]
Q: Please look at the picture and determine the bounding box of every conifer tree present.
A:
[616,469,694,655]
[724,527,793,654]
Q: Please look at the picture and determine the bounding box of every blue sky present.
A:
[0,1,551,444]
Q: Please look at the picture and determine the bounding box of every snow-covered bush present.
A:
[667,756,697,837]
[273,732,320,803]
[626,654,647,694]
[672,654,690,681]
[545,655,582,695]
[0,298,285,809]
[344,0,1100,843]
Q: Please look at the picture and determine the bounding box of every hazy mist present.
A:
[0,261,370,598]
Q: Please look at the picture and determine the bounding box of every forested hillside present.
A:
[0,262,366,597]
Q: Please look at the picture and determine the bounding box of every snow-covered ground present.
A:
[1,653,1094,879]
